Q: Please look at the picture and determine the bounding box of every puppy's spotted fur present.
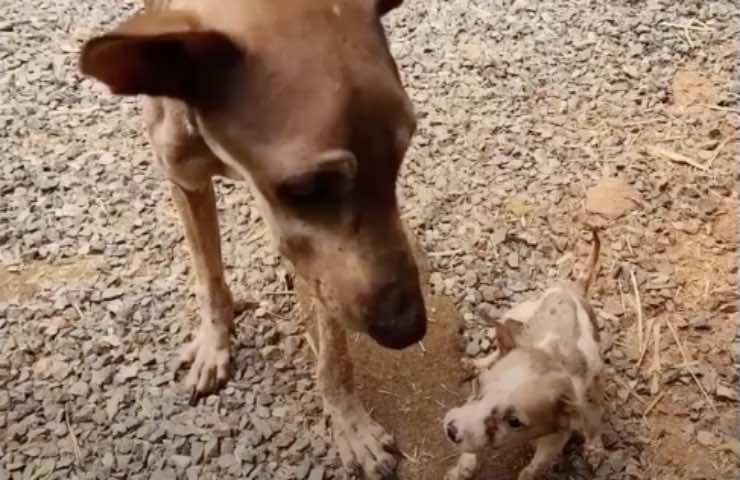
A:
[444,229,604,480]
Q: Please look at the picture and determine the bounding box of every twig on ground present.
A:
[662,21,715,32]
[643,390,666,418]
[304,333,318,357]
[428,249,462,258]
[64,402,83,465]
[707,134,738,168]
[649,321,662,375]
[700,104,740,114]
[630,269,644,361]
[614,377,646,405]
[644,145,709,171]
[665,316,718,415]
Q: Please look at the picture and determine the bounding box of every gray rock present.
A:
[149,469,176,480]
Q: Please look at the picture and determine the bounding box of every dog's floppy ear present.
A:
[375,0,403,16]
[495,319,523,355]
[79,11,242,104]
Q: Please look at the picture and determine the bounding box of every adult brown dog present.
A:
[79,0,426,477]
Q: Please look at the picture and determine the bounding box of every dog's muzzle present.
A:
[366,281,427,349]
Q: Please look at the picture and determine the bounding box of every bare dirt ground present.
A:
[0,1,738,479]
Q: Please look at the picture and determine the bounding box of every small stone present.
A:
[114,365,139,384]
[697,430,717,446]
[463,271,478,287]
[260,346,282,361]
[217,454,239,470]
[294,459,311,479]
[102,452,115,469]
[170,455,191,470]
[150,469,176,480]
[507,251,519,268]
[69,381,90,397]
[204,438,219,460]
[91,367,114,387]
[716,384,736,402]
[190,441,204,464]
[308,466,325,480]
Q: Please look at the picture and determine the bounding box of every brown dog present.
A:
[78,0,426,477]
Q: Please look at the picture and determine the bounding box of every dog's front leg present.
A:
[317,312,400,479]
[170,181,234,401]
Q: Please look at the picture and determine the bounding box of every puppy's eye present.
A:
[507,417,524,429]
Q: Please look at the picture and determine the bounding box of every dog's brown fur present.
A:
[79,1,425,477]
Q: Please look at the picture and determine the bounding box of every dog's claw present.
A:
[188,388,199,406]
[329,403,401,480]
[178,321,232,402]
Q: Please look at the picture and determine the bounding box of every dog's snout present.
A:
[445,420,461,444]
[366,282,426,350]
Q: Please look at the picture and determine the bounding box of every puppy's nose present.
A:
[367,282,427,350]
[446,420,461,444]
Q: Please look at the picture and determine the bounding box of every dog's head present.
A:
[79,0,426,349]
[443,347,584,452]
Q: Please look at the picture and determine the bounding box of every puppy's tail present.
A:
[576,227,601,297]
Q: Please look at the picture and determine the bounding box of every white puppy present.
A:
[443,229,604,480]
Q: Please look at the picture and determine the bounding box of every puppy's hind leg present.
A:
[316,311,401,479]
[518,431,570,480]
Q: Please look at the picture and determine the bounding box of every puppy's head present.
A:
[444,348,585,452]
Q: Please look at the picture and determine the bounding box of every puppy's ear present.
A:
[495,319,524,355]
[79,11,242,105]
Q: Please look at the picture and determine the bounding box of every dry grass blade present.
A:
[707,134,738,168]
[630,269,644,362]
[64,402,83,465]
[643,390,666,418]
[665,317,718,415]
[643,145,709,171]
[304,333,318,357]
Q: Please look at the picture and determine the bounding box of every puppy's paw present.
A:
[176,321,232,404]
[445,453,478,480]
[328,401,401,479]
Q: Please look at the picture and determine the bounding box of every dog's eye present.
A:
[507,417,524,429]
[279,170,349,208]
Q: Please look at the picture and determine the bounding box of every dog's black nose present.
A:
[367,282,427,350]
[446,421,461,444]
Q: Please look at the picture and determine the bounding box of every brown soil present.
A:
[351,295,531,480]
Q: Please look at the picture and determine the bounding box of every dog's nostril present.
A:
[446,421,461,443]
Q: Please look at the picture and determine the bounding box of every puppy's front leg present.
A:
[518,431,570,480]
[317,311,400,479]
[445,453,479,480]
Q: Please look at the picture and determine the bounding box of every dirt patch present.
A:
[351,295,530,480]
[671,69,719,108]
[0,257,102,303]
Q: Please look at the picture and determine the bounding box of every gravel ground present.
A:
[1,1,738,479]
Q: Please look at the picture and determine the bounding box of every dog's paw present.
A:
[329,404,401,479]
[445,453,478,480]
[177,321,232,403]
